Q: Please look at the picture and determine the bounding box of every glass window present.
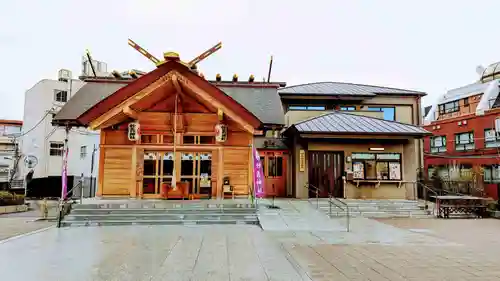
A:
[367,107,395,121]
[268,156,283,177]
[49,142,64,156]
[54,90,68,102]
[80,146,87,159]
[438,100,459,114]
[484,129,500,148]
[340,106,356,111]
[162,152,174,176]
[288,105,326,111]
[430,136,446,153]
[143,152,157,176]
[180,153,194,176]
[455,132,474,151]
[484,165,500,183]
[351,153,402,180]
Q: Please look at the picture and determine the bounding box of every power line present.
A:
[10,110,51,139]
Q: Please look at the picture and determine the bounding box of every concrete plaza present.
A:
[0,200,499,280]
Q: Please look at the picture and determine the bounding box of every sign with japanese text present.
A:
[252,147,265,198]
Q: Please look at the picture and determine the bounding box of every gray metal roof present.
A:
[279,82,425,96]
[53,82,127,122]
[219,86,284,125]
[53,82,285,126]
[291,111,430,136]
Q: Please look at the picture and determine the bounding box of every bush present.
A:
[0,191,25,206]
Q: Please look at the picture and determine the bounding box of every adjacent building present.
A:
[0,120,23,190]
[51,50,430,200]
[423,61,500,200]
[20,55,121,198]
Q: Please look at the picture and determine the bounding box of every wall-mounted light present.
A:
[369,147,385,151]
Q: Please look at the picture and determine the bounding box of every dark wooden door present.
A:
[308,151,344,198]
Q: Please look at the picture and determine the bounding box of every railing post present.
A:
[329,195,332,217]
[316,190,319,209]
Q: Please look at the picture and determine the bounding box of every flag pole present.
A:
[172,92,178,190]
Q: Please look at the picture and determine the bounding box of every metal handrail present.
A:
[56,180,83,228]
[305,183,320,208]
[327,192,350,232]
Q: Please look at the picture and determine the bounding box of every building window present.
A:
[484,129,500,148]
[430,136,446,153]
[54,90,68,102]
[80,146,87,159]
[483,165,500,183]
[351,153,401,180]
[288,105,326,111]
[340,106,356,111]
[463,98,469,106]
[455,132,474,151]
[49,142,64,156]
[438,100,459,114]
[367,107,395,121]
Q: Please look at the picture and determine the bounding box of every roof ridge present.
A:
[279,81,424,93]
[293,110,425,129]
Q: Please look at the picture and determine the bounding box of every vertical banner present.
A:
[61,147,68,200]
[252,147,265,198]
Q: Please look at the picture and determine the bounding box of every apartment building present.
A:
[423,61,500,199]
[0,120,23,190]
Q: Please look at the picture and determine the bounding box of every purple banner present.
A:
[61,147,68,200]
[252,147,265,198]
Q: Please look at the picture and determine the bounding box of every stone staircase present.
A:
[312,199,432,219]
[61,200,259,227]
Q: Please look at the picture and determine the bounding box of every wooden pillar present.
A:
[130,146,137,197]
[217,147,224,199]
[248,145,253,195]
[96,132,106,197]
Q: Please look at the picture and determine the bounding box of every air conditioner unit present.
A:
[58,69,72,81]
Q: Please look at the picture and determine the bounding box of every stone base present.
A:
[0,204,28,214]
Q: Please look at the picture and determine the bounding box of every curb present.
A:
[0,225,55,244]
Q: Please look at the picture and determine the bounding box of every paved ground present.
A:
[0,200,500,280]
[0,209,53,241]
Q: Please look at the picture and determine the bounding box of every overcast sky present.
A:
[1,0,499,120]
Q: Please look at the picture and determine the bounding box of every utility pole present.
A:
[89,144,97,197]
[7,136,20,192]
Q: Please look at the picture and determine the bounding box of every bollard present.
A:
[40,198,48,220]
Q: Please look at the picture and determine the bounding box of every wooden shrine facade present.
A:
[70,55,263,199]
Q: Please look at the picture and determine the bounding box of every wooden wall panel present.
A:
[185,113,218,133]
[223,148,250,195]
[102,148,132,196]
[225,131,252,146]
[103,130,134,145]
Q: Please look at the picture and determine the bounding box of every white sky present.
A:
[1,0,499,120]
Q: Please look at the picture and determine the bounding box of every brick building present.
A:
[423,62,500,199]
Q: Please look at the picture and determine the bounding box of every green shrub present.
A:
[0,191,24,206]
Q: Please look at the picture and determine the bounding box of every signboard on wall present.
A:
[128,122,140,141]
[299,149,305,172]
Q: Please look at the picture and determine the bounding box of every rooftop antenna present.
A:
[267,55,273,83]
[85,49,97,77]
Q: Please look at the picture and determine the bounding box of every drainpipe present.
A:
[416,96,423,174]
